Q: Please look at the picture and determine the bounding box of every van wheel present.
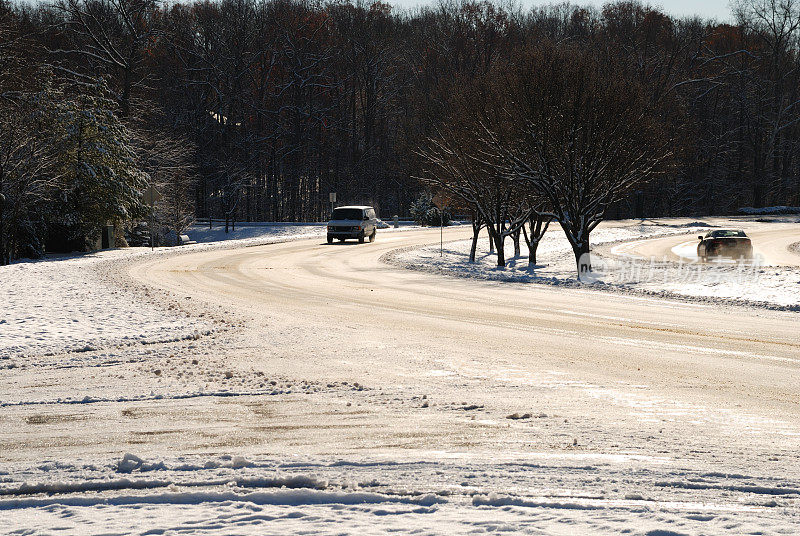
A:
[358,232,365,244]
[327,235,333,244]
[369,230,376,242]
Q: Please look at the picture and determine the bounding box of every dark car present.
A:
[327,206,378,244]
[697,229,753,261]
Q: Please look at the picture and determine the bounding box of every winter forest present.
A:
[1,0,800,265]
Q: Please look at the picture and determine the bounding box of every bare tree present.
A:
[55,0,159,118]
[133,112,197,242]
[419,123,531,268]
[731,0,800,207]
[520,204,552,266]
[485,43,674,278]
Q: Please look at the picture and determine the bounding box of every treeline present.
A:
[1,0,800,264]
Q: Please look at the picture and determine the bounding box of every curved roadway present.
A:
[129,226,800,448]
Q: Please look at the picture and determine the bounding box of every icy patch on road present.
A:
[670,240,700,261]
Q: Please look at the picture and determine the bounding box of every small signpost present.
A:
[143,185,162,206]
[329,192,337,217]
[143,185,162,250]
[432,193,446,257]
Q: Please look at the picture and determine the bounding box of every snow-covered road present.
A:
[2,222,799,534]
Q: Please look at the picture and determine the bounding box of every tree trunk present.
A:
[469,220,480,263]
[489,226,505,267]
[512,228,521,257]
[753,182,764,208]
[522,214,550,267]
[529,241,538,265]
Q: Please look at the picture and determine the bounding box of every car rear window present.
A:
[710,230,747,237]
[331,208,364,220]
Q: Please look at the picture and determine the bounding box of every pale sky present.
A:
[388,0,734,22]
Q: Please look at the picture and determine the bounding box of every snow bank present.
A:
[473,493,606,510]
[184,220,422,245]
[2,453,796,535]
[385,223,708,288]
[0,488,445,510]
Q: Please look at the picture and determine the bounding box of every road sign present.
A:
[329,192,337,203]
[143,185,163,206]
[431,193,448,257]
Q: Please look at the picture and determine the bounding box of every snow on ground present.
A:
[1,450,798,534]
[183,220,422,245]
[0,222,420,362]
[387,218,800,310]
[3,219,799,534]
[0,223,320,361]
[387,220,711,284]
[617,239,800,308]
[185,222,325,244]
[0,249,212,361]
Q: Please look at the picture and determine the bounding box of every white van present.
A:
[327,206,378,244]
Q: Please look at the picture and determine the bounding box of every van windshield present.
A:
[331,208,363,220]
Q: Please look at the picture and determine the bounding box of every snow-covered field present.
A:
[387,218,800,310]
[2,219,799,534]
